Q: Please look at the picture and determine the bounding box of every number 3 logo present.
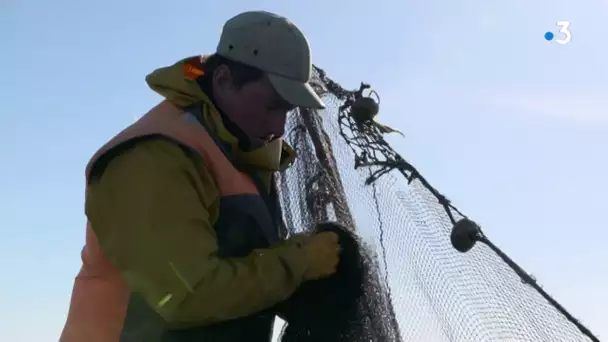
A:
[555,21,572,45]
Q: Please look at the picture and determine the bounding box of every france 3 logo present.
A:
[544,21,571,45]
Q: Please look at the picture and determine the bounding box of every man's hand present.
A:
[289,232,341,281]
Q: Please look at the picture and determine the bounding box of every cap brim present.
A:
[268,74,326,109]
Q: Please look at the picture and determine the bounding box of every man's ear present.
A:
[212,64,233,93]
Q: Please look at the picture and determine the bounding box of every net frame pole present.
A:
[300,108,356,229]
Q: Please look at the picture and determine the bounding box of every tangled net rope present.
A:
[275,66,599,342]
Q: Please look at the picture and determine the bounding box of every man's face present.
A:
[212,65,295,150]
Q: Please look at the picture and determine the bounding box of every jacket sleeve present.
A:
[85,138,309,327]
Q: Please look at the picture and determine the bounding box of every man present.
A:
[60,11,341,342]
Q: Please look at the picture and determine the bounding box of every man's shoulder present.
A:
[90,136,209,183]
[125,136,196,160]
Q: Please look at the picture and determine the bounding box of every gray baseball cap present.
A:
[216,11,325,109]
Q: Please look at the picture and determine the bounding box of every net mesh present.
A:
[275,66,597,342]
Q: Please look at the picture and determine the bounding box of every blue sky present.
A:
[1,0,606,341]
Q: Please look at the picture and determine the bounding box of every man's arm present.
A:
[86,138,309,327]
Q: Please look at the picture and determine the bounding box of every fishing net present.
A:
[277,221,395,341]
[275,66,599,342]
